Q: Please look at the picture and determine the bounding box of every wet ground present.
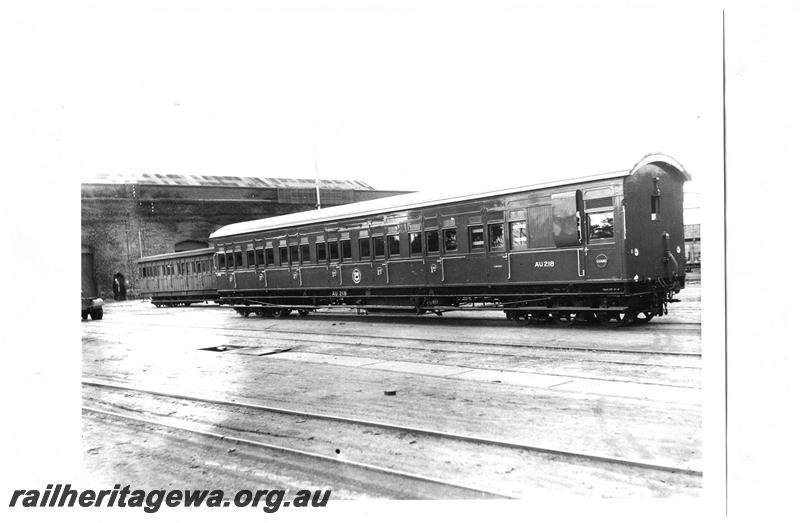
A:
[81,281,701,498]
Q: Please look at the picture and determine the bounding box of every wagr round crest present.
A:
[351,268,362,284]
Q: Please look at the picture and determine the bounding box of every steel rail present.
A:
[82,405,512,499]
[94,318,702,357]
[83,379,702,477]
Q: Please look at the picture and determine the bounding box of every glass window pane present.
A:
[359,237,371,259]
[426,230,440,253]
[300,244,310,263]
[469,226,484,251]
[444,228,458,251]
[316,242,327,261]
[340,240,352,259]
[409,232,422,255]
[255,249,265,267]
[328,240,339,261]
[266,247,275,266]
[279,247,288,265]
[246,249,255,267]
[588,211,614,240]
[510,220,528,250]
[489,223,504,250]
[234,252,243,268]
[289,245,299,264]
[373,236,385,257]
[387,234,400,256]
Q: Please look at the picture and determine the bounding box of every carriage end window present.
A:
[509,220,528,250]
[289,245,299,265]
[651,195,660,220]
[300,244,311,263]
[469,225,485,252]
[316,242,327,262]
[255,248,265,267]
[246,249,255,268]
[234,251,243,269]
[588,211,614,241]
[279,246,288,265]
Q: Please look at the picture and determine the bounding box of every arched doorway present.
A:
[81,245,98,296]
[113,273,127,301]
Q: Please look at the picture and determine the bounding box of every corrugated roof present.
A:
[209,153,690,241]
[84,173,374,191]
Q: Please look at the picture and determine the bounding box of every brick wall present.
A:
[81,184,408,299]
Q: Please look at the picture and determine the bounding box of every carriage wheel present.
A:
[271,308,289,318]
[596,311,629,328]
[298,309,310,317]
[552,311,578,325]
[81,311,89,320]
[235,307,250,317]
[629,311,655,324]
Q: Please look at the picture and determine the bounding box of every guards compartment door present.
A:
[583,189,620,281]
[551,191,586,281]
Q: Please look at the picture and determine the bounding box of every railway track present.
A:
[83,379,702,497]
[92,318,702,358]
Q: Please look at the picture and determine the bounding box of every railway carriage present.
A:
[137,247,218,306]
[208,153,689,326]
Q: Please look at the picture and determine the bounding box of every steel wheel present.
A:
[629,311,655,323]
[596,311,628,328]
[271,308,289,318]
[297,310,310,317]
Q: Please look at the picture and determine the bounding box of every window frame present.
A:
[509,220,528,250]
[468,225,485,252]
[488,222,505,251]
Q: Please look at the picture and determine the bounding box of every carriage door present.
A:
[583,188,619,281]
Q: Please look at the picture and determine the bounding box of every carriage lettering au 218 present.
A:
[136,153,689,327]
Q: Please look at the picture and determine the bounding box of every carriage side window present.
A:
[340,240,352,260]
[234,251,243,269]
[425,230,440,253]
[266,247,275,266]
[387,234,400,257]
[409,232,422,256]
[316,242,327,262]
[246,249,255,268]
[588,211,614,241]
[469,225,485,252]
[300,244,311,263]
[279,246,288,266]
[444,228,458,251]
[255,248,265,267]
[373,236,385,258]
[489,223,504,251]
[359,237,371,259]
[289,245,299,265]
[328,240,339,261]
[509,220,528,250]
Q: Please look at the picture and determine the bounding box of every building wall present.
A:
[81,183,407,299]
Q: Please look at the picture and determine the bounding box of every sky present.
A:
[6,1,720,208]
